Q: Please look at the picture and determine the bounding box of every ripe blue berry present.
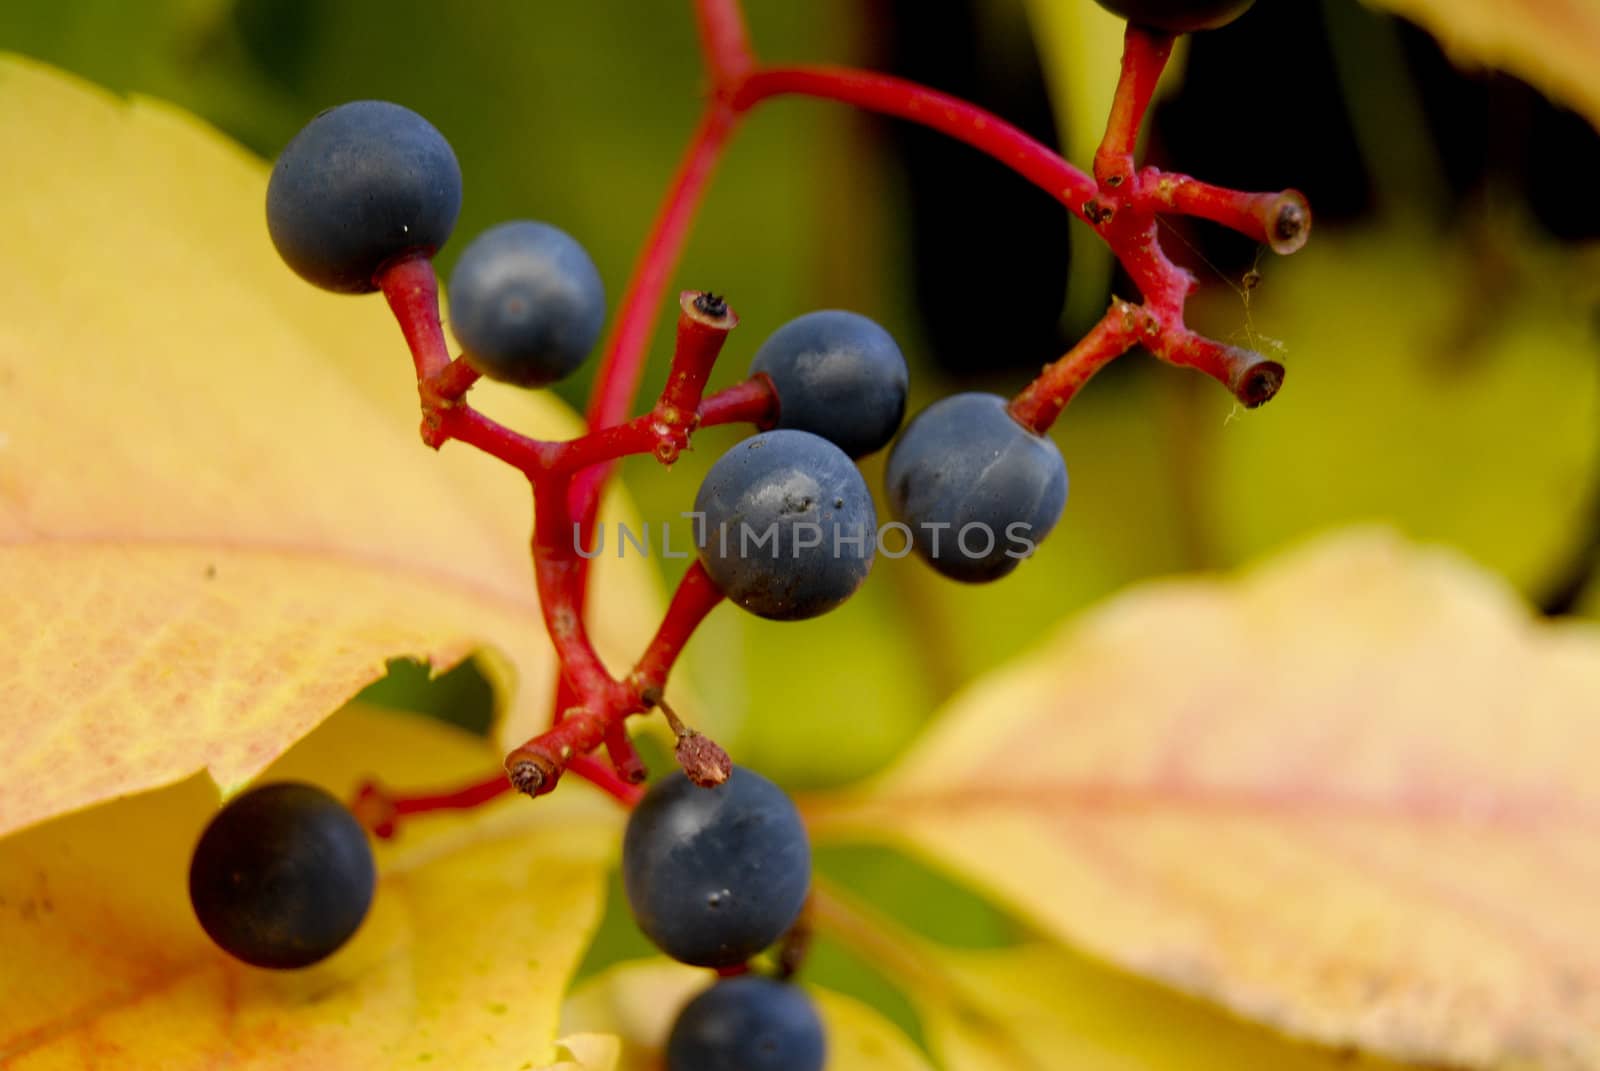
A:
[267,101,462,293]
[447,221,606,388]
[885,392,1068,583]
[1091,0,1255,32]
[622,767,810,968]
[188,782,376,969]
[748,310,909,459]
[667,976,826,1071]
[694,430,876,621]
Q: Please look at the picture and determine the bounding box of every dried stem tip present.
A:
[1233,358,1285,409]
[681,288,738,330]
[350,780,399,840]
[1264,190,1311,256]
[504,747,562,798]
[676,731,733,787]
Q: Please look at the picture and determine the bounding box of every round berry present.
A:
[188,782,376,969]
[749,310,909,459]
[267,101,462,293]
[447,221,606,388]
[694,430,876,621]
[622,767,811,968]
[885,392,1068,584]
[1091,0,1255,32]
[667,976,826,1071]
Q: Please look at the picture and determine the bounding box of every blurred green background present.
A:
[6,0,1595,1049]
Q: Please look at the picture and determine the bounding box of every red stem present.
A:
[427,356,483,402]
[363,2,1311,829]
[378,256,451,382]
[574,106,739,524]
[568,754,646,807]
[735,67,1099,223]
[529,476,631,707]
[438,406,547,476]
[1139,173,1312,255]
[1009,302,1145,434]
[603,722,648,784]
[631,560,726,696]
[546,376,774,476]
[1093,26,1175,186]
[694,0,755,89]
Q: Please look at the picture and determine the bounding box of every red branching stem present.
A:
[530,476,630,706]
[1009,302,1146,434]
[363,1,1313,830]
[544,376,776,477]
[391,774,510,813]
[438,406,547,475]
[351,773,513,839]
[378,256,452,381]
[1139,172,1312,254]
[694,0,755,89]
[699,374,779,427]
[426,356,483,403]
[604,723,648,784]
[651,291,740,463]
[1093,26,1175,186]
[1152,328,1286,409]
[631,561,726,697]
[735,67,1099,223]
[575,106,740,520]
[568,753,646,806]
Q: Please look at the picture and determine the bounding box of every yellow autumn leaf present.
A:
[0,55,659,838]
[811,884,1410,1071]
[561,959,935,1071]
[1359,0,1600,131]
[0,703,622,1070]
[807,529,1600,1069]
[542,1034,621,1071]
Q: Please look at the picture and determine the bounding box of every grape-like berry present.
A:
[188,781,376,969]
[622,767,810,968]
[694,430,875,620]
[667,976,826,1071]
[748,310,908,459]
[886,392,1068,583]
[1091,0,1255,32]
[448,221,607,388]
[267,101,461,293]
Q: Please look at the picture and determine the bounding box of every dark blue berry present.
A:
[667,976,826,1071]
[188,782,375,969]
[694,430,876,621]
[267,101,462,293]
[749,310,908,458]
[1091,0,1254,32]
[885,392,1067,583]
[622,768,810,968]
[447,221,606,388]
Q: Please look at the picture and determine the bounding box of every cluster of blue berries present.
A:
[624,767,824,1070]
[188,90,1086,1066]
[264,100,1072,602]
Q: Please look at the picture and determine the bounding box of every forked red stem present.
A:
[366,0,1309,826]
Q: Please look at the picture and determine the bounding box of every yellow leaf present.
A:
[810,887,1411,1071]
[1359,0,1600,132]
[562,959,935,1071]
[807,529,1600,1068]
[542,1034,622,1070]
[0,703,622,1069]
[0,55,659,838]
